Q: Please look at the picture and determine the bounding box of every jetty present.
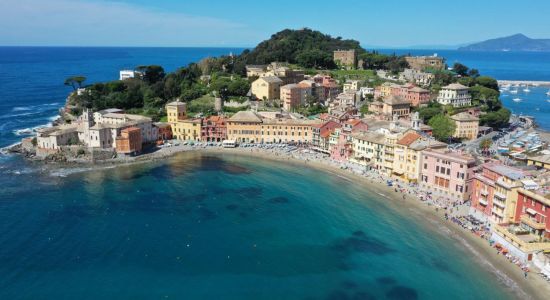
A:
[498,80,550,87]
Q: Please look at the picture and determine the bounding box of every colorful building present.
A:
[470,163,528,224]
[251,76,283,100]
[420,149,476,201]
[227,111,263,143]
[451,112,479,140]
[116,127,142,155]
[201,116,227,142]
[281,84,306,111]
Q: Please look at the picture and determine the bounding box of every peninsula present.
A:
[8,28,550,299]
[459,33,550,52]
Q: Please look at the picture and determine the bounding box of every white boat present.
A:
[510,89,518,94]
[523,88,531,93]
[512,98,522,102]
[546,90,550,96]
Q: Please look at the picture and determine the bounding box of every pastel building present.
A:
[251,76,283,100]
[312,121,342,153]
[420,149,476,201]
[470,163,528,224]
[281,84,306,111]
[201,116,227,142]
[437,83,472,107]
[451,112,479,140]
[226,111,263,143]
[491,177,550,262]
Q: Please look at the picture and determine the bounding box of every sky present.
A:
[1,0,550,48]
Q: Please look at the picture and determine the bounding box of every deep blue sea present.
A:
[0,47,549,299]
[0,152,516,299]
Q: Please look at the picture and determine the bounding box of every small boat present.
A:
[546,90,550,96]
[512,98,522,102]
[523,88,531,93]
[510,89,519,94]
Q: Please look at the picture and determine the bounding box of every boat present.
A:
[512,98,522,102]
[546,90,550,96]
[510,89,519,94]
[523,88,531,93]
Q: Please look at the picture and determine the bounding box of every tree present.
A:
[468,68,480,78]
[428,114,456,142]
[476,76,499,91]
[136,65,165,84]
[416,102,442,123]
[64,76,87,91]
[480,108,511,129]
[452,63,469,77]
[479,138,492,155]
[227,78,250,96]
[296,49,336,69]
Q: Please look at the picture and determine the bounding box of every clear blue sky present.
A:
[1,0,550,48]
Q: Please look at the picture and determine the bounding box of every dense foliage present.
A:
[240,28,364,69]
[428,114,456,142]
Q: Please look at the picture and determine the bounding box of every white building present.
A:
[436,83,472,107]
[120,70,137,81]
[37,109,154,151]
[343,80,361,93]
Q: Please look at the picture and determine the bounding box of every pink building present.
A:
[312,121,341,152]
[281,84,305,111]
[470,163,528,224]
[420,149,476,201]
[405,87,430,107]
[330,119,368,162]
[201,116,227,142]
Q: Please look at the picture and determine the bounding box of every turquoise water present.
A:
[0,152,515,299]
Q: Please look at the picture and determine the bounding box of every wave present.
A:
[11,102,61,112]
[12,122,53,136]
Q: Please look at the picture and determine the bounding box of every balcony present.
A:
[480,190,489,196]
[492,209,504,218]
[521,215,546,230]
[479,199,488,206]
[494,191,506,200]
[493,200,506,209]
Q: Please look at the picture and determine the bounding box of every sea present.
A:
[1,47,549,299]
[0,152,516,299]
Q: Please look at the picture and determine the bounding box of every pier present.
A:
[498,80,550,87]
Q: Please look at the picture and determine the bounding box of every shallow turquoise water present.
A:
[0,152,515,299]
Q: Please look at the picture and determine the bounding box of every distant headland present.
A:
[459,33,550,52]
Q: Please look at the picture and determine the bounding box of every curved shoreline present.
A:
[7,145,550,299]
[197,148,549,300]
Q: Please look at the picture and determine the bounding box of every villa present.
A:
[436,83,472,107]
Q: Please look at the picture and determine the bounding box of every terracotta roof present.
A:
[397,132,421,146]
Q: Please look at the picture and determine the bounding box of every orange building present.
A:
[116,127,142,155]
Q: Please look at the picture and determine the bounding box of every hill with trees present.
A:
[458,34,550,52]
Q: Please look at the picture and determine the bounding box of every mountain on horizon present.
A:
[458,33,550,52]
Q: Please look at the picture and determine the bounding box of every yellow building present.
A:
[527,155,550,170]
[260,119,315,144]
[451,112,479,140]
[227,110,319,144]
[179,119,202,141]
[227,111,263,143]
[166,100,187,140]
[251,76,283,100]
[393,131,446,182]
